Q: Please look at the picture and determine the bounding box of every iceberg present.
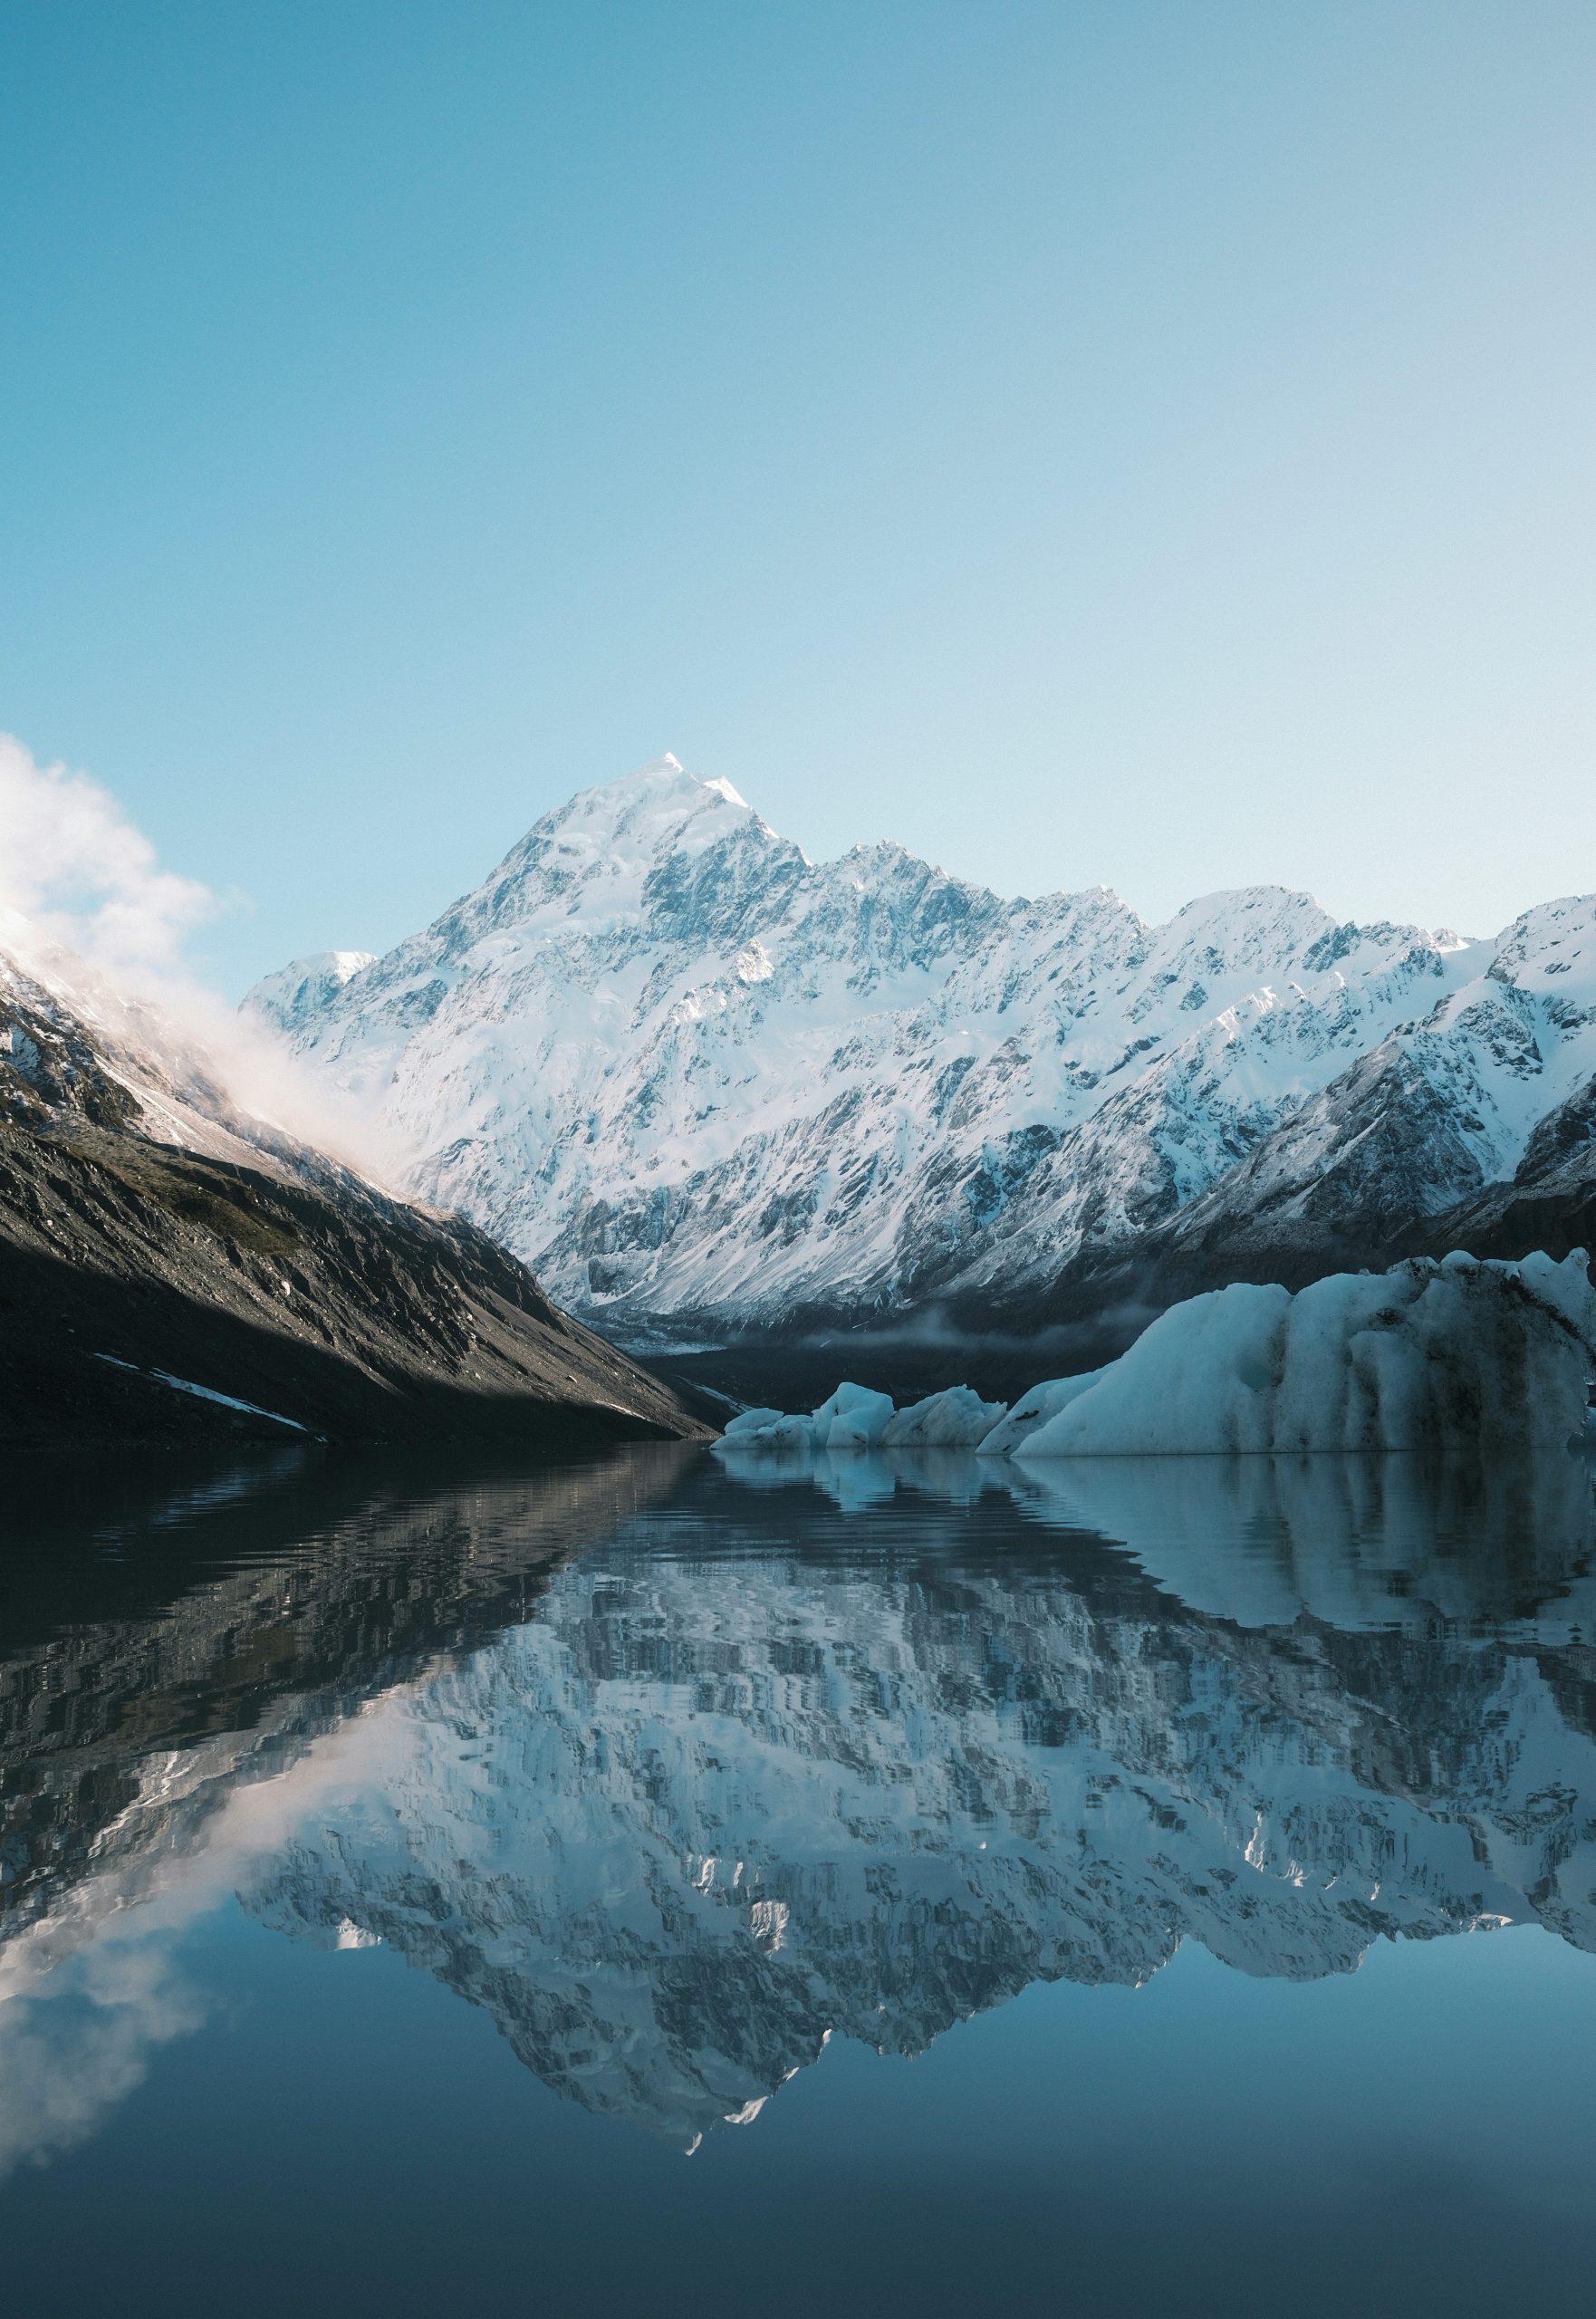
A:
[712,1253,1595,1467]
[812,1381,896,1451]
[880,1386,1007,1448]
[721,1406,786,1439]
[975,1371,1107,1457]
[715,1410,815,1452]
[1014,1252,1596,1459]
[714,1381,898,1455]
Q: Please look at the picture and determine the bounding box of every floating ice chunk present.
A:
[812,1381,895,1451]
[1019,1285,1292,1459]
[976,1371,1108,1457]
[713,1410,815,1453]
[763,1414,817,1448]
[880,1386,1007,1448]
[1017,1253,1596,1459]
[721,1406,786,1439]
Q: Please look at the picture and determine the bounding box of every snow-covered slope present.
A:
[243,948,376,1039]
[246,757,1596,1338]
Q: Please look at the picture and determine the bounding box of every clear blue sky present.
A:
[2,1,1592,994]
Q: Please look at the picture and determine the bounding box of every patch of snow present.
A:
[92,1353,310,1434]
[242,948,377,1037]
[749,1898,790,1952]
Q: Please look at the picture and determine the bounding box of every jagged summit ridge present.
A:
[245,759,1596,1335]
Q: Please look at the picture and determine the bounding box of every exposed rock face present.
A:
[245,759,1596,1341]
[9,1448,1596,2152]
[0,945,707,1448]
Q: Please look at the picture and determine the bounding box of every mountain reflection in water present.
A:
[5,1441,1596,2167]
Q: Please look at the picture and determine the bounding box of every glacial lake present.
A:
[6,1440,1596,2317]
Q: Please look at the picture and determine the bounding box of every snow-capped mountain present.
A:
[245,757,1596,1339]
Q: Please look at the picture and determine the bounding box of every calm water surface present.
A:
[5,1440,1596,2316]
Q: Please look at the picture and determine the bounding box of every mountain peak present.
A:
[519,755,759,856]
[618,750,689,785]
[573,753,743,810]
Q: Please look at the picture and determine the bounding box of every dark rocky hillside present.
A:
[0,963,709,1450]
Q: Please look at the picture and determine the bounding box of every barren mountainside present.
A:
[0,938,706,1448]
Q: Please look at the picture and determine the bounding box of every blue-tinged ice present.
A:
[714,1383,896,1453]
[812,1382,896,1451]
[975,1371,1107,1457]
[879,1386,1007,1448]
[721,1405,785,1439]
[1013,1252,1596,1458]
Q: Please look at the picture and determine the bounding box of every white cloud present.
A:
[0,733,219,978]
[0,1941,215,2179]
[0,1698,410,2179]
[0,733,404,1179]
